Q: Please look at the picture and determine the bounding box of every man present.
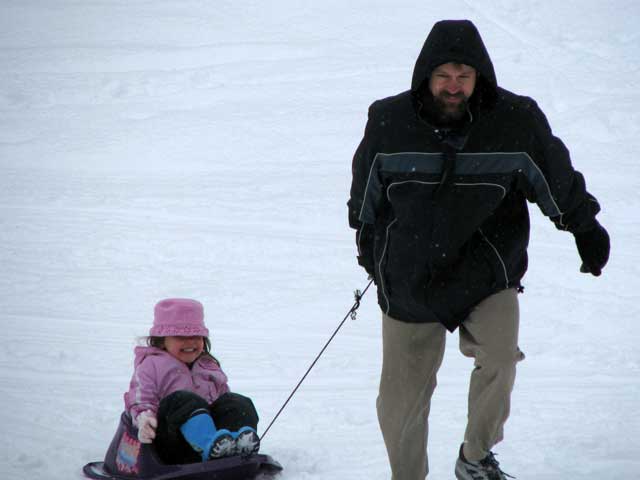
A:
[347,20,610,480]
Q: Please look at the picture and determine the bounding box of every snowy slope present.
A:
[1,1,639,479]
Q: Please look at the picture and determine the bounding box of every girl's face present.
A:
[163,336,204,364]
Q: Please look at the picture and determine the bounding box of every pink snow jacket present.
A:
[124,346,230,421]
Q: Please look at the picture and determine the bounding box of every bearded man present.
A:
[347,19,609,480]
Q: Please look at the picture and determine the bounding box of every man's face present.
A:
[428,62,477,123]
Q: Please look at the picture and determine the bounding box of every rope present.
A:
[259,279,374,441]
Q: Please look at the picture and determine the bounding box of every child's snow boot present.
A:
[233,426,260,457]
[179,412,234,461]
[208,431,235,459]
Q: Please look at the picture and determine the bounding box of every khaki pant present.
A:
[377,288,524,480]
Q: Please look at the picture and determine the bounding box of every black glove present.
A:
[574,223,610,276]
[357,255,375,279]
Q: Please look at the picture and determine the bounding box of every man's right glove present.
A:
[574,223,610,277]
[135,410,158,444]
[357,255,375,279]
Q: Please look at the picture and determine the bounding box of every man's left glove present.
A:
[574,223,610,276]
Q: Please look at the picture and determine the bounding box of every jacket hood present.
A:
[133,345,165,368]
[411,20,497,94]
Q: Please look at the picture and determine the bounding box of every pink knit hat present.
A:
[150,298,209,337]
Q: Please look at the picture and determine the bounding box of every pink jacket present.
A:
[124,346,230,421]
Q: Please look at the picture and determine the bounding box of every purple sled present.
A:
[83,412,283,480]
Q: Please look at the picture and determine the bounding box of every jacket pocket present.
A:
[376,218,397,313]
[477,229,510,289]
[380,219,436,315]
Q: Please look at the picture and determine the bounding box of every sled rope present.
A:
[260,279,374,441]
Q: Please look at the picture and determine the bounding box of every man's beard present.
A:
[431,92,470,126]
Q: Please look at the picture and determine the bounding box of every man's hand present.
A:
[574,224,610,276]
[357,255,375,279]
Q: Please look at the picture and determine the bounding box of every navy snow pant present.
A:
[155,390,259,464]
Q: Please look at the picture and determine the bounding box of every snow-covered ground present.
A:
[1,1,639,479]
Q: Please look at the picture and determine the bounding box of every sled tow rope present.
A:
[260,278,374,441]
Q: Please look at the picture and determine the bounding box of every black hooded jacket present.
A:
[348,20,602,331]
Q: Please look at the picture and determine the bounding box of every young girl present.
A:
[124,298,260,464]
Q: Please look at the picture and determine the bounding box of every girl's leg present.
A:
[208,392,259,431]
[209,392,260,456]
[156,390,210,464]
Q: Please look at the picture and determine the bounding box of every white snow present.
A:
[1,1,639,479]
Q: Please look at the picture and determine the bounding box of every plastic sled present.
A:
[83,412,283,480]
